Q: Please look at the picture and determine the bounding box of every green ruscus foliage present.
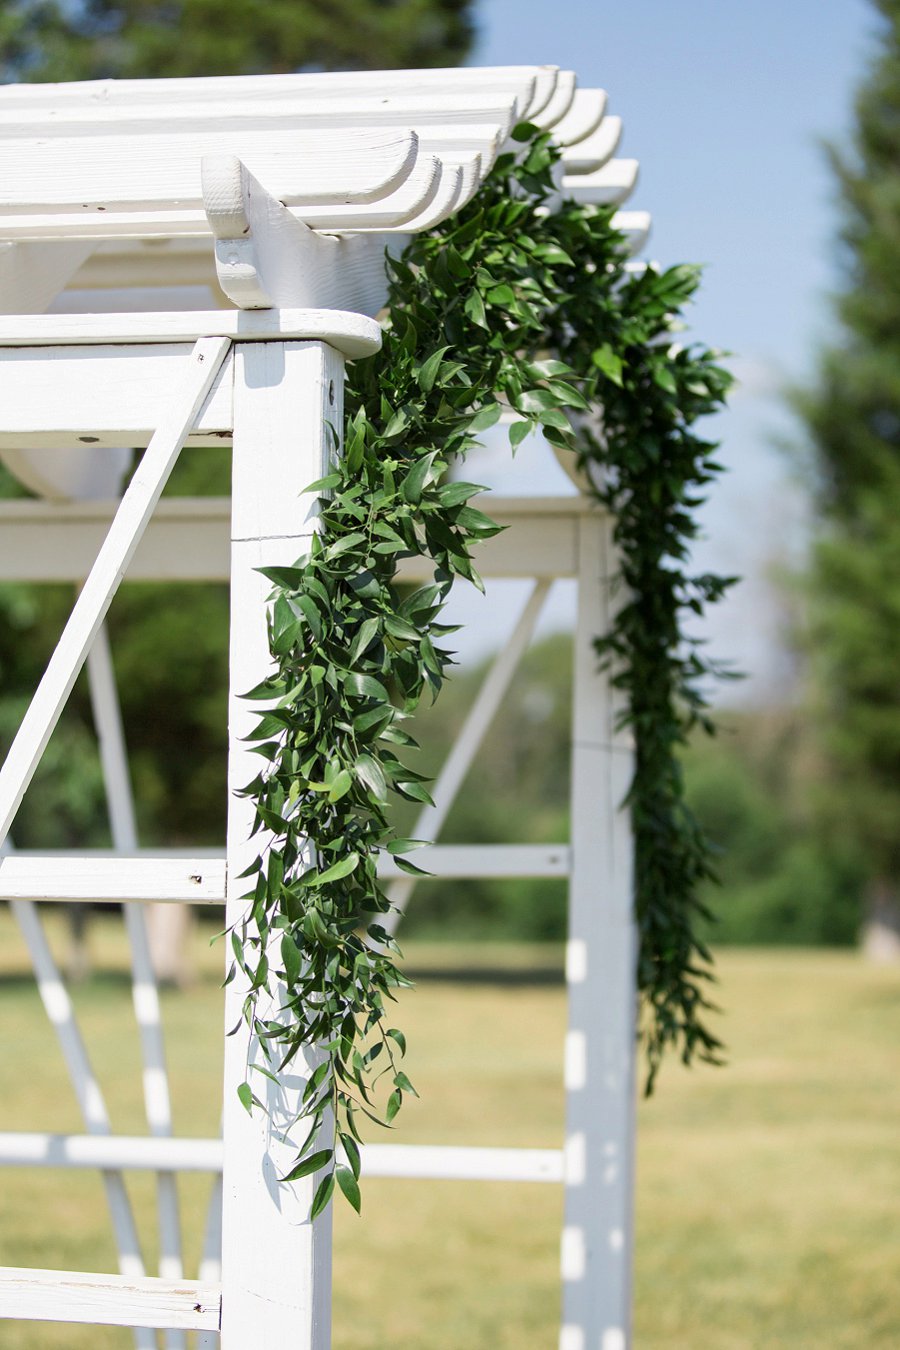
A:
[230,123,733,1215]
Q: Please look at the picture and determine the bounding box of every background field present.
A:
[0,913,897,1348]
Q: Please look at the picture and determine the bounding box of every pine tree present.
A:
[801,0,900,956]
[0,0,474,82]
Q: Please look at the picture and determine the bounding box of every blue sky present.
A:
[449,0,878,701]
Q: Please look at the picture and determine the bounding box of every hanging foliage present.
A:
[229,123,734,1217]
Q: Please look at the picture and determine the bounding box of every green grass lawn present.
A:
[0,912,898,1347]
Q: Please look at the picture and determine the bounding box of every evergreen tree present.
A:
[1,0,474,82]
[800,0,900,953]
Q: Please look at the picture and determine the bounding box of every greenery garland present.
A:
[230,124,734,1217]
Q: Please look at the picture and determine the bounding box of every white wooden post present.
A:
[220,339,346,1348]
[561,512,637,1350]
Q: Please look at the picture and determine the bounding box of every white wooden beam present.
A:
[0,1134,564,1184]
[0,307,382,356]
[561,515,637,1350]
[0,845,567,901]
[0,496,592,582]
[0,1269,220,1332]
[0,855,226,903]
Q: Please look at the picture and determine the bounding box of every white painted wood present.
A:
[0,336,231,846]
[0,844,568,895]
[531,70,577,128]
[361,1145,563,1183]
[565,159,639,207]
[203,155,393,314]
[0,66,545,114]
[378,843,570,880]
[0,125,418,208]
[0,308,381,357]
[0,1269,220,1331]
[552,88,607,148]
[0,495,590,583]
[0,240,93,313]
[0,1133,223,1172]
[221,340,343,1349]
[385,581,551,936]
[0,343,233,450]
[0,855,227,903]
[560,515,636,1350]
[0,1133,564,1184]
[562,115,622,175]
[87,627,186,1349]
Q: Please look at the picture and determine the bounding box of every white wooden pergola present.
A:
[0,66,641,1348]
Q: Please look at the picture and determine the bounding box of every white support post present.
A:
[560,513,637,1350]
[220,339,347,1349]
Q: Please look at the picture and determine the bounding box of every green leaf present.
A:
[281,1149,333,1183]
[592,344,624,385]
[310,1171,336,1219]
[401,452,437,505]
[467,402,502,434]
[237,1082,253,1115]
[281,932,302,986]
[311,853,359,886]
[339,1132,362,1181]
[464,288,488,329]
[336,1165,362,1214]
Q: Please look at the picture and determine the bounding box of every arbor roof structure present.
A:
[0,66,642,1349]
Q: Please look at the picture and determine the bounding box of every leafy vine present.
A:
[229,123,734,1215]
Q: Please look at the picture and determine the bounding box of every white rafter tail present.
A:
[612,209,653,255]
[552,88,608,148]
[299,152,443,231]
[397,161,464,231]
[0,335,230,846]
[202,154,392,314]
[561,114,623,175]
[530,69,577,128]
[520,65,560,121]
[565,159,640,207]
[385,579,552,936]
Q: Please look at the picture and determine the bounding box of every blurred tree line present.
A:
[0,0,473,81]
[797,0,900,958]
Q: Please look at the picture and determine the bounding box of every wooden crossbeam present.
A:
[0,1133,564,1184]
[0,844,570,905]
[0,1268,220,1331]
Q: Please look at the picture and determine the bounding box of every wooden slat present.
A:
[0,496,597,583]
[0,307,382,356]
[0,856,226,904]
[0,1133,564,1183]
[0,1269,220,1331]
[378,843,570,880]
